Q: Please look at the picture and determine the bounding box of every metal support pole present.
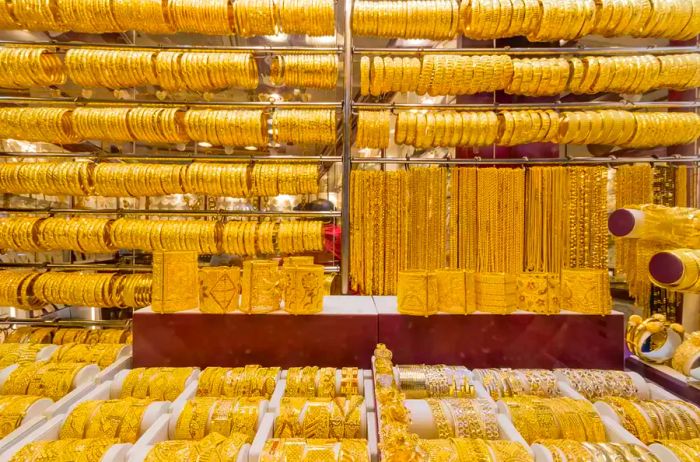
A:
[340,0,353,294]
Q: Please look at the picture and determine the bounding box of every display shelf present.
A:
[133,296,378,368]
[374,296,625,369]
[353,45,700,55]
[625,355,700,406]
[352,155,700,165]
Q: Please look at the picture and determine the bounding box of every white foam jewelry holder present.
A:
[95,346,134,384]
[111,368,200,411]
[0,362,101,418]
[36,345,59,360]
[0,414,132,462]
[634,328,684,364]
[247,411,378,462]
[649,443,688,462]
[270,374,370,412]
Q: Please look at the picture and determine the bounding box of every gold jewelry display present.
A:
[120,367,195,401]
[503,396,606,444]
[199,267,241,314]
[0,46,65,88]
[270,54,338,89]
[516,272,561,314]
[282,264,325,314]
[434,269,476,314]
[146,433,249,462]
[0,343,45,367]
[354,0,700,40]
[626,314,685,364]
[272,109,337,145]
[0,0,334,36]
[175,397,261,439]
[4,326,55,344]
[8,437,120,462]
[672,332,700,376]
[538,440,660,462]
[50,343,125,369]
[600,397,700,443]
[397,270,437,316]
[657,439,700,462]
[396,365,474,399]
[196,366,279,399]
[355,110,391,149]
[472,368,560,399]
[240,260,282,314]
[261,439,370,462]
[0,217,324,255]
[557,369,638,400]
[3,362,86,400]
[182,109,267,147]
[475,273,517,314]
[0,395,42,438]
[275,396,363,439]
[60,397,150,442]
[560,268,612,315]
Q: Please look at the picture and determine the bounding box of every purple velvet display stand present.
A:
[374,296,626,369]
[133,296,379,368]
[626,356,700,406]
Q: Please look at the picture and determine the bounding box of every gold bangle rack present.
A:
[351,155,700,165]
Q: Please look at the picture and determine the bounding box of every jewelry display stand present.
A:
[0,397,52,454]
[626,355,700,405]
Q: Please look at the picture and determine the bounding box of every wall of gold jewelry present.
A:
[347,0,700,314]
[0,0,345,316]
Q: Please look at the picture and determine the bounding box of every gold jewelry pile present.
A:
[3,326,130,344]
[3,362,88,401]
[0,343,45,368]
[353,0,700,40]
[355,110,391,149]
[385,110,700,149]
[270,54,339,89]
[0,270,151,309]
[672,332,700,376]
[658,439,700,461]
[503,396,606,443]
[146,433,249,462]
[60,397,152,442]
[472,369,560,399]
[120,367,196,401]
[0,161,319,197]
[556,369,639,400]
[0,107,337,146]
[175,397,262,439]
[0,217,325,255]
[8,438,119,462]
[65,48,259,91]
[197,366,280,399]
[0,395,45,438]
[600,397,700,443]
[537,440,662,461]
[350,168,446,296]
[261,439,370,462]
[50,343,126,369]
[627,314,685,363]
[274,396,364,438]
[0,46,65,88]
[418,439,533,462]
[284,367,360,397]
[0,0,335,36]
[424,398,499,439]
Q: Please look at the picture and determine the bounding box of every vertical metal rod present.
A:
[340,0,353,294]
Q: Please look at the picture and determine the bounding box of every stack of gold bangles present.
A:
[146,433,250,462]
[362,53,700,96]
[120,367,196,401]
[0,217,325,255]
[0,107,337,146]
[59,397,153,442]
[355,110,391,149]
[472,369,560,399]
[353,0,700,40]
[0,0,335,36]
[672,332,700,376]
[536,440,661,461]
[196,366,280,399]
[270,54,339,89]
[30,272,151,309]
[0,161,319,197]
[0,395,47,438]
[383,110,700,148]
[422,398,499,439]
[599,397,700,443]
[52,328,131,344]
[419,439,532,462]
[556,369,639,400]
[8,438,120,462]
[50,343,126,369]
[284,366,360,397]
[3,362,88,401]
[395,365,473,399]
[175,397,262,439]
[274,396,364,438]
[0,343,46,367]
[503,396,606,443]
[657,439,700,462]
[0,46,65,88]
[261,439,370,462]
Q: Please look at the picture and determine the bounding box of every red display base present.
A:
[133,296,625,370]
[375,296,626,369]
[133,296,379,368]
